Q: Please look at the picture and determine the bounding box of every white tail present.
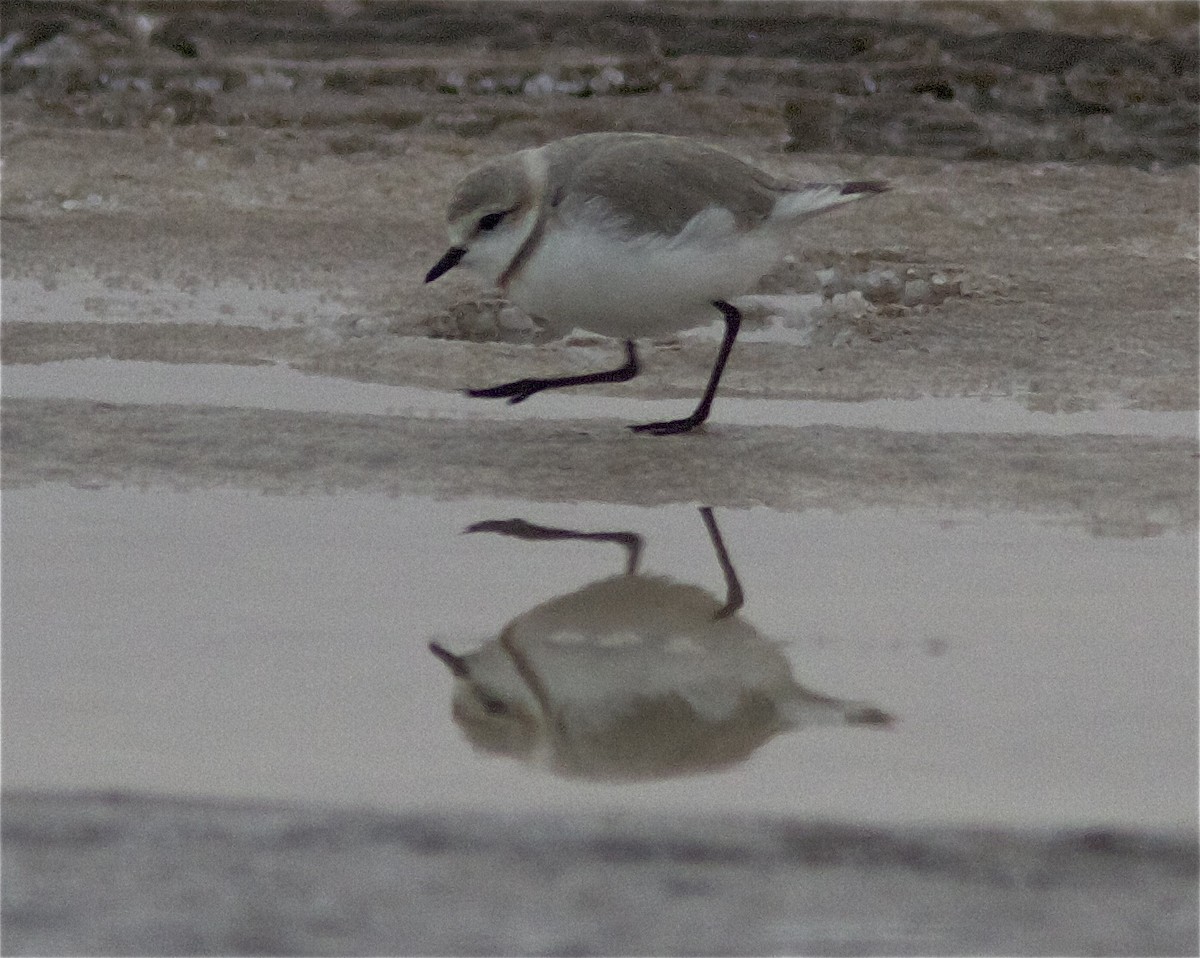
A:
[771,180,890,223]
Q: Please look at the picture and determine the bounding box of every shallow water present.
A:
[4,485,1195,830]
[5,358,1194,437]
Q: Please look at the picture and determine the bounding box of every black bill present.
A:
[425,246,467,283]
[429,641,470,677]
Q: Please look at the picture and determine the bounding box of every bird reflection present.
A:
[431,508,892,781]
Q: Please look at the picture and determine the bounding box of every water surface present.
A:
[4,485,1195,830]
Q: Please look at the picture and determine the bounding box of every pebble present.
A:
[903,278,933,306]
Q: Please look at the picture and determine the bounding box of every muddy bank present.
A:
[3,146,1196,413]
[4,790,1196,956]
[3,396,1195,537]
[3,1,1198,165]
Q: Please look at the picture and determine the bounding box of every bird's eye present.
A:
[477,211,507,232]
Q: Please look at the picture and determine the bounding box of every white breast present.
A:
[507,205,785,338]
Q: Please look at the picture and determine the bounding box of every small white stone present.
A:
[863,268,902,304]
[589,66,625,94]
[522,73,556,96]
[903,278,932,306]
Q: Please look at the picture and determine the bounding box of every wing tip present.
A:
[772,179,890,221]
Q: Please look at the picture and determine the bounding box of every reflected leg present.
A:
[699,506,744,619]
[466,518,643,576]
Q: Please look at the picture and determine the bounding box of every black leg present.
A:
[698,506,744,619]
[630,300,741,436]
[466,339,639,405]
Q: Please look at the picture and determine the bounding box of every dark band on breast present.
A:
[498,197,550,290]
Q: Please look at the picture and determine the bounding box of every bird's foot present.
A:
[465,379,547,404]
[628,415,706,436]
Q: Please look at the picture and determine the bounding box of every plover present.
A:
[425,132,888,435]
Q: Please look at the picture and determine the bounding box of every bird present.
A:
[429,508,892,781]
[425,132,888,435]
